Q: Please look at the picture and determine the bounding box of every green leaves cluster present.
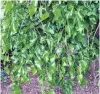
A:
[1,1,99,94]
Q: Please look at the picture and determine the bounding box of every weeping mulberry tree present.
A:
[1,1,99,94]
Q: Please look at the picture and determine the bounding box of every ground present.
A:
[1,57,99,94]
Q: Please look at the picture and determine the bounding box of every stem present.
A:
[41,74,45,94]
[86,29,89,52]
[91,23,99,48]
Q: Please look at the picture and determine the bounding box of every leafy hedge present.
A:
[1,1,99,94]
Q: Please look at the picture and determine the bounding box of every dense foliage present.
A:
[1,1,99,94]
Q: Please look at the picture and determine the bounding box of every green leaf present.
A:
[47,73,53,81]
[77,74,83,84]
[5,2,13,13]
[48,0,52,5]
[43,51,49,62]
[28,2,36,16]
[46,90,55,94]
[65,25,71,37]
[46,38,54,53]
[50,54,56,67]
[77,65,82,74]
[5,66,10,74]
[75,33,84,42]
[21,73,30,83]
[69,44,74,52]
[62,57,67,66]
[35,60,42,69]
[48,28,54,34]
[68,56,73,66]
[89,16,97,24]
[53,7,61,21]
[61,79,73,94]
[83,22,89,30]
[50,54,55,63]
[80,60,88,72]
[70,68,75,79]
[22,44,29,53]
[12,84,22,94]
[31,66,37,75]
[40,36,46,43]
[41,12,49,21]
[81,78,88,86]
[76,43,81,50]
[67,3,74,10]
